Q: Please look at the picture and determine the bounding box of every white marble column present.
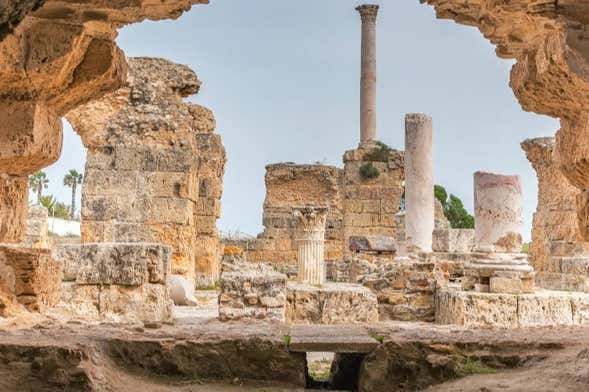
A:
[404,113,434,252]
[356,4,379,147]
[474,171,524,253]
[293,206,328,285]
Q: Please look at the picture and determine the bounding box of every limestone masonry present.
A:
[67,57,226,292]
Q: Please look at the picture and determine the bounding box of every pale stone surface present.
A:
[293,206,328,285]
[286,282,378,324]
[436,288,589,328]
[168,274,198,306]
[474,171,524,252]
[404,113,434,252]
[69,58,226,287]
[24,205,48,248]
[356,4,379,147]
[349,235,396,253]
[432,228,474,253]
[52,243,172,322]
[218,255,287,322]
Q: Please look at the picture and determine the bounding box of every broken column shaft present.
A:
[356,4,379,147]
[293,207,328,285]
[474,171,524,253]
[404,113,434,252]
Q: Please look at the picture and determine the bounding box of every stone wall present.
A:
[53,243,172,322]
[67,57,226,288]
[243,163,344,266]
[342,147,404,258]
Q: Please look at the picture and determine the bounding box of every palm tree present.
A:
[63,169,83,220]
[29,171,49,204]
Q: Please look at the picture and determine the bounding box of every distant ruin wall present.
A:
[242,163,344,269]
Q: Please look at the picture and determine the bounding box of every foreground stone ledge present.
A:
[436,288,589,328]
[286,282,378,324]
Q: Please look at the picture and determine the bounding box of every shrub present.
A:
[359,163,380,179]
[363,141,393,162]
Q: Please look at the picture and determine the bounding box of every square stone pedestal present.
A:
[53,243,172,322]
[463,252,535,294]
[436,288,589,328]
[286,282,378,324]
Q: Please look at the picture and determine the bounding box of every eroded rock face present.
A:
[67,57,226,287]
[420,1,589,241]
[0,0,207,243]
[522,137,588,274]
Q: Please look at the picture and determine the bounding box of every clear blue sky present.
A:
[45,0,559,241]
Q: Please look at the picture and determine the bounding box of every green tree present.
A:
[434,184,474,229]
[445,194,475,229]
[434,185,448,206]
[29,171,49,203]
[39,195,55,211]
[52,202,71,220]
[63,169,83,220]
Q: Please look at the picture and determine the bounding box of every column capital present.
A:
[293,206,328,233]
[356,4,379,23]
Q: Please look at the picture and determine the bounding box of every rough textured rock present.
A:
[68,57,226,288]
[522,137,589,291]
[360,256,449,322]
[0,245,61,314]
[52,242,172,322]
[436,288,589,328]
[0,0,206,240]
[286,282,378,324]
[218,255,287,322]
[24,205,48,248]
[0,175,27,243]
[419,1,589,243]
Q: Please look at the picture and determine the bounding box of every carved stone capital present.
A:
[356,4,379,23]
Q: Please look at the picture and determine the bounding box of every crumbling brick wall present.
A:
[67,57,226,287]
[242,163,344,270]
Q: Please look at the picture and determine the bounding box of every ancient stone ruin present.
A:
[5,1,589,391]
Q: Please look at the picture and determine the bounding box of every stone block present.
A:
[0,246,62,312]
[432,229,474,253]
[489,277,524,294]
[349,236,396,253]
[286,282,378,324]
[517,292,573,327]
[219,257,287,322]
[435,289,518,328]
[53,243,171,285]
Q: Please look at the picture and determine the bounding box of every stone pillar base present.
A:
[463,252,535,294]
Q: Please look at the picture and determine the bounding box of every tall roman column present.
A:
[405,114,434,252]
[356,4,379,147]
[293,206,328,285]
[473,171,524,253]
